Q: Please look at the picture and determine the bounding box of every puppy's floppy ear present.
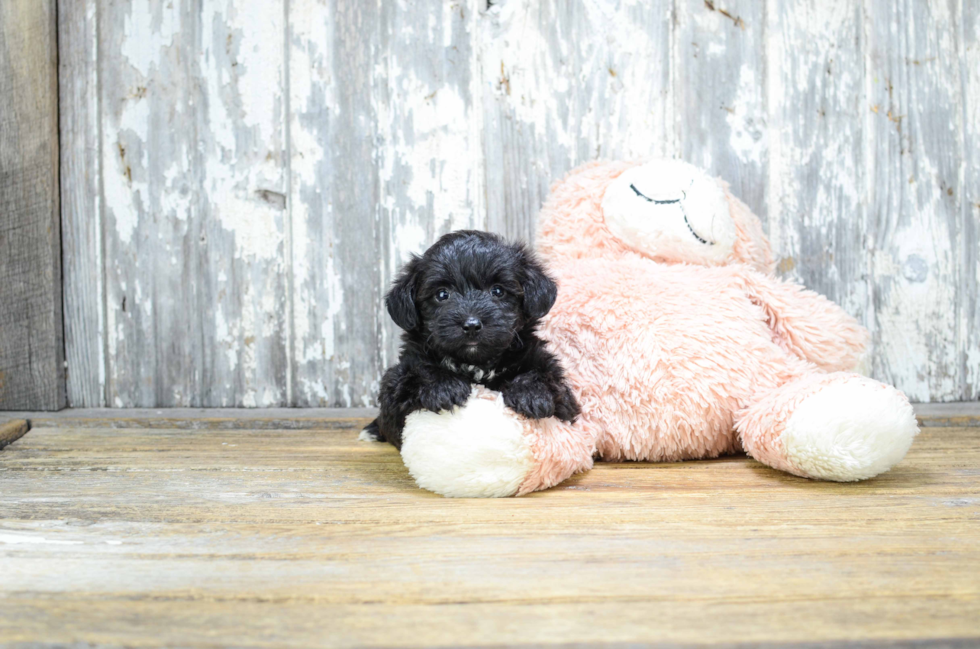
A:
[518,248,558,321]
[386,255,421,331]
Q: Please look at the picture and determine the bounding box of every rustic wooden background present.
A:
[51,0,978,408]
[0,0,64,410]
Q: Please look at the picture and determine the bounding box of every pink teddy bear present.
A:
[396,159,918,497]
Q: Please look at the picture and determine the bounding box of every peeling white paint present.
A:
[213,196,283,261]
[381,80,475,234]
[726,65,767,166]
[393,222,427,259]
[121,0,177,78]
[103,86,150,246]
[64,0,980,407]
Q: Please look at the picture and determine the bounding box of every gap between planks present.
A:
[1,402,979,433]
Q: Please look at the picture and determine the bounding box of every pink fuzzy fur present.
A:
[537,161,776,273]
[510,160,912,492]
[540,258,817,463]
[516,417,596,496]
[735,372,857,475]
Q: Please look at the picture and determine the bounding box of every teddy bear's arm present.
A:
[741,271,870,374]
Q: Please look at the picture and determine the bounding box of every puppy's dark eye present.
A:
[435,289,450,302]
[490,285,504,298]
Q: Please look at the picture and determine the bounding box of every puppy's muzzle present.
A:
[462,317,483,337]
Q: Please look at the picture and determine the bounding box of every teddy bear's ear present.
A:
[518,248,558,322]
[385,255,422,331]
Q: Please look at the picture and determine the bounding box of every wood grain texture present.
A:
[960,2,979,402]
[0,0,65,410]
[97,0,289,407]
[0,421,978,647]
[766,0,868,319]
[57,0,979,407]
[866,0,966,402]
[59,0,106,408]
[481,0,674,242]
[674,0,767,223]
[288,0,384,409]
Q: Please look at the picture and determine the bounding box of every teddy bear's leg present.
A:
[399,387,595,498]
[736,372,919,481]
[515,415,597,496]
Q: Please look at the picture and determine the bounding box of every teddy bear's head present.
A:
[536,159,774,274]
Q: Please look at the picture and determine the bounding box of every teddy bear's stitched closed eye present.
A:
[629,183,714,246]
[630,183,682,205]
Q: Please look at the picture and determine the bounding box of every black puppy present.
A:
[362,230,579,449]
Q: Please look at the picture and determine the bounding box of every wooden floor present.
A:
[0,414,978,648]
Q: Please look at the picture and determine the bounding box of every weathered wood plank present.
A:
[98,0,289,407]
[0,423,978,646]
[866,0,965,402]
[480,0,674,243]
[59,0,105,407]
[0,0,65,410]
[287,0,384,408]
[765,0,869,324]
[2,598,977,649]
[960,2,980,401]
[289,0,484,407]
[673,0,767,223]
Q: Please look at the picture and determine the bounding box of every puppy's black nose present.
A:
[462,317,483,336]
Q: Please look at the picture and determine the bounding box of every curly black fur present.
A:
[363,230,580,449]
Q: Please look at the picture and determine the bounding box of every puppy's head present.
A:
[386,231,557,365]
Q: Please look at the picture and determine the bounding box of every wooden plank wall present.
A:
[0,0,65,410]
[58,0,979,408]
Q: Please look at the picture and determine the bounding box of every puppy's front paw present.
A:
[418,377,471,414]
[503,377,555,420]
[553,384,580,423]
